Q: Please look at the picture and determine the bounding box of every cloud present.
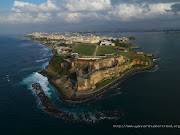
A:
[14,1,31,7]
[34,13,52,23]
[12,0,60,13]
[0,0,180,32]
[57,12,110,23]
[6,13,34,23]
[0,0,59,24]
[57,12,83,23]
[65,0,111,12]
[109,2,176,21]
[0,0,112,24]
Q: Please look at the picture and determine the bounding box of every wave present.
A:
[42,53,53,57]
[150,65,159,72]
[35,58,48,63]
[42,62,49,69]
[113,91,122,96]
[153,57,161,62]
[42,47,51,51]
[21,72,51,97]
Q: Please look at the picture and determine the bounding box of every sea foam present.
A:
[150,65,159,72]
[21,72,51,97]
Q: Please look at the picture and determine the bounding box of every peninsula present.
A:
[27,32,157,103]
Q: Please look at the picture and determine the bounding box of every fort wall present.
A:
[71,55,125,73]
[77,58,148,91]
[62,54,149,91]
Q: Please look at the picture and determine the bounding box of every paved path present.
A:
[93,45,99,56]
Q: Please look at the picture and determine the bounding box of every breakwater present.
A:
[32,83,124,122]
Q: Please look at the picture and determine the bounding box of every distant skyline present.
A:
[0,0,180,34]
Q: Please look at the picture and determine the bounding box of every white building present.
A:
[100,41,115,46]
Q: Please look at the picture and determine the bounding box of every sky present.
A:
[0,0,180,34]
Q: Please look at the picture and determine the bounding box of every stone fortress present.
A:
[62,54,148,91]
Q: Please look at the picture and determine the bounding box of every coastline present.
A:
[29,38,157,104]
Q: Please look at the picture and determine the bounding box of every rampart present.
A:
[62,54,148,91]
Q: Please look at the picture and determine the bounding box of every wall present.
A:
[72,55,125,74]
[77,59,148,91]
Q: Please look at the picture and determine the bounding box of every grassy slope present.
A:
[97,46,148,62]
[95,77,118,90]
[72,45,96,56]
[48,56,68,76]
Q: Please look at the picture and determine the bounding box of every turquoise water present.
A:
[0,32,180,135]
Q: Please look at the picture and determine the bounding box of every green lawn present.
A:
[72,45,96,56]
[96,46,117,56]
[97,46,149,62]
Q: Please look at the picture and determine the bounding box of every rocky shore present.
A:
[39,57,157,104]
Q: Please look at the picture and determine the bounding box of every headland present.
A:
[27,32,157,104]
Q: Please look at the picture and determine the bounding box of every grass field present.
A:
[97,46,148,62]
[72,45,96,56]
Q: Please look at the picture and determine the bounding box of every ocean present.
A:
[0,32,180,135]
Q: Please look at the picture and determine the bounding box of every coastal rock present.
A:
[32,83,124,123]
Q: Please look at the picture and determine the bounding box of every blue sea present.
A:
[0,32,180,135]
